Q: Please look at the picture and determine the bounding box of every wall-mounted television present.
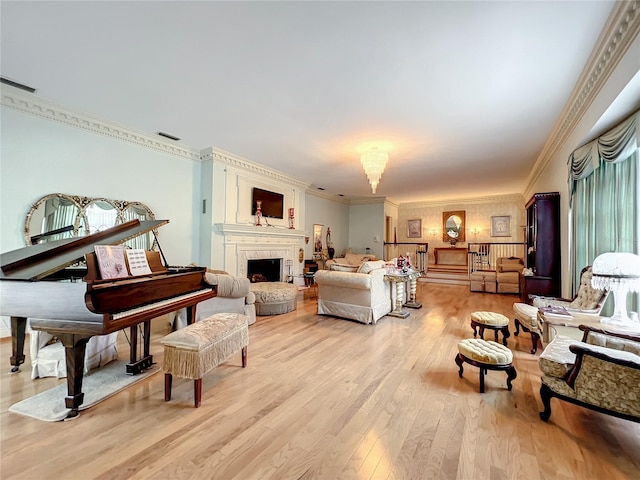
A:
[251,187,284,219]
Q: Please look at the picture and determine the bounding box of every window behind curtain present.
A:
[571,151,639,315]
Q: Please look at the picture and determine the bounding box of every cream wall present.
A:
[398,195,525,264]
[348,201,386,260]
[304,191,350,261]
[524,33,640,297]
[0,101,200,262]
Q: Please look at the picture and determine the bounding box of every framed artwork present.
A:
[407,219,422,238]
[491,215,511,237]
[313,224,323,252]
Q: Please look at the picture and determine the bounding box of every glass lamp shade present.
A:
[591,252,640,327]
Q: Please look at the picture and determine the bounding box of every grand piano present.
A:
[0,219,217,417]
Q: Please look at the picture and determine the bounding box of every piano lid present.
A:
[0,219,169,281]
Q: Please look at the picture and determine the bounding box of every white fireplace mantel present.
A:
[214,223,308,240]
[213,223,308,280]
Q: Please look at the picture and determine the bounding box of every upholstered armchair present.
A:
[174,271,256,330]
[513,266,608,353]
[315,260,391,324]
[496,257,524,294]
[538,325,640,423]
[530,266,608,313]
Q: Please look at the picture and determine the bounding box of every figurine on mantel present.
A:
[255,200,262,226]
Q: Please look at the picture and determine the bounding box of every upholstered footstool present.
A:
[161,313,248,407]
[455,338,517,393]
[250,282,298,315]
[469,270,497,293]
[470,311,510,346]
[513,302,542,354]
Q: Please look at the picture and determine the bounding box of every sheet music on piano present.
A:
[125,248,152,276]
[94,245,128,279]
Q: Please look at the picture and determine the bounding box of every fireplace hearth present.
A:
[247,258,282,282]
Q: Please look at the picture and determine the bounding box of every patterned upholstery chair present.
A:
[513,266,608,353]
[538,325,640,423]
[530,266,608,313]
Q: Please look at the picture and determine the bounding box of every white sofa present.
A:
[325,252,378,273]
[174,272,256,329]
[315,260,391,324]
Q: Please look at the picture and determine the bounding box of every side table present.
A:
[384,269,421,318]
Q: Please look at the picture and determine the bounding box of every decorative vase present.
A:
[255,200,262,226]
[288,207,295,229]
[328,246,335,259]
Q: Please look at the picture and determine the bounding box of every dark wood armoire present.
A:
[520,192,561,302]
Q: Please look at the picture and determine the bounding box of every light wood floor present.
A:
[1,283,639,480]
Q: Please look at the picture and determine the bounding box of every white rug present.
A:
[9,360,160,422]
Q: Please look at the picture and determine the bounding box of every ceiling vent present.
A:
[156,131,181,141]
[0,76,36,93]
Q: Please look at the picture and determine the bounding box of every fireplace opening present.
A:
[247,258,282,282]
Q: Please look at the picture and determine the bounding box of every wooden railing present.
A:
[467,242,525,273]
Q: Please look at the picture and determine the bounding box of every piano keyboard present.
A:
[112,289,212,320]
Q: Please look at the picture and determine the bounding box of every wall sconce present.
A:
[428,229,438,236]
[470,228,480,235]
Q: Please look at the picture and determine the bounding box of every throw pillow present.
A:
[499,258,523,272]
[357,260,385,274]
[329,264,358,272]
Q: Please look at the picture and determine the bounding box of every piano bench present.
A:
[161,312,249,407]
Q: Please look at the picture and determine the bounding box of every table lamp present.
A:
[591,252,640,327]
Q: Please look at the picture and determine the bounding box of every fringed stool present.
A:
[161,312,248,407]
[455,338,517,393]
[470,311,511,346]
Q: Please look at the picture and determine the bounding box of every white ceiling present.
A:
[1,1,621,203]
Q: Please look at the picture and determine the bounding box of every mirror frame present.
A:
[442,210,466,243]
[24,193,157,248]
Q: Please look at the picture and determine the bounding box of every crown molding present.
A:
[1,86,201,161]
[525,0,640,192]
[306,188,351,204]
[348,197,388,206]
[401,193,524,209]
[201,147,311,190]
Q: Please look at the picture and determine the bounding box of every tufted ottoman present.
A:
[455,338,517,393]
[469,270,497,293]
[470,311,511,346]
[250,282,298,316]
[161,313,248,407]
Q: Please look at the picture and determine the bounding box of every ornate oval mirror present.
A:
[24,194,157,248]
[442,210,466,243]
[84,198,121,235]
[24,194,83,245]
[122,202,157,250]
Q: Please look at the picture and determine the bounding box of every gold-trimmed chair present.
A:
[538,325,640,423]
[513,266,608,353]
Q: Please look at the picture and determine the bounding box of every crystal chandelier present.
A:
[360,147,388,194]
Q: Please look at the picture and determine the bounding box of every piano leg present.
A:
[126,321,153,375]
[59,333,90,416]
[10,316,27,373]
